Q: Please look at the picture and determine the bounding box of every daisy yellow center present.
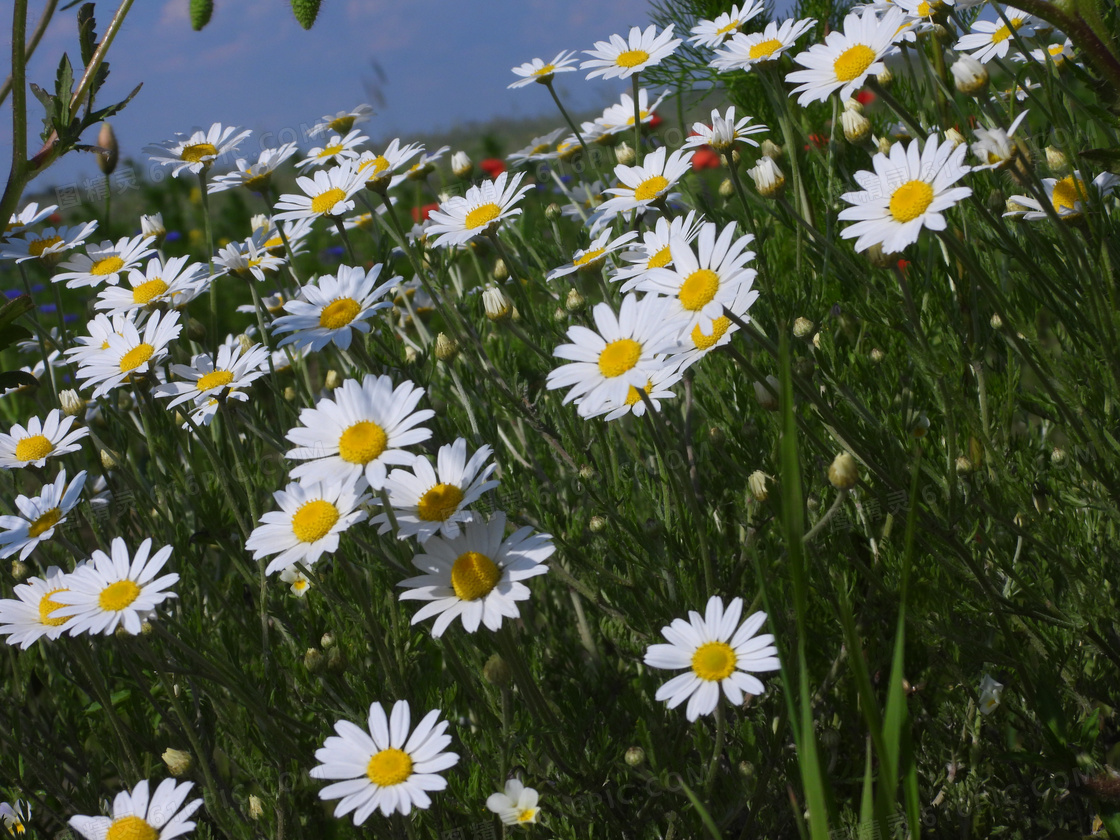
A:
[992,18,1024,44]
[749,38,784,60]
[99,579,141,612]
[291,499,340,543]
[366,748,412,786]
[329,116,356,134]
[633,175,669,202]
[91,256,125,276]
[360,155,391,175]
[1048,44,1065,57]
[889,180,934,222]
[120,343,154,373]
[598,338,642,378]
[450,550,502,600]
[625,380,653,406]
[244,170,271,191]
[1051,176,1086,213]
[292,577,310,593]
[533,63,555,77]
[648,245,672,269]
[531,144,551,154]
[132,278,168,304]
[317,144,344,158]
[197,370,234,391]
[28,507,62,539]
[691,316,731,350]
[625,110,650,126]
[691,640,738,681]
[465,203,502,230]
[574,247,607,267]
[28,235,63,257]
[319,297,361,329]
[38,587,68,626]
[338,421,388,464]
[15,435,53,462]
[106,815,158,840]
[679,268,720,311]
[310,187,347,215]
[833,44,877,82]
[616,49,650,68]
[716,20,740,35]
[917,1,931,14]
[180,143,218,163]
[518,808,538,823]
[417,483,464,521]
[263,236,283,249]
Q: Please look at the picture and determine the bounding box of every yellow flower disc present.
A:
[291,500,340,543]
[15,435,53,462]
[338,421,388,464]
[633,175,669,202]
[647,246,672,269]
[91,256,125,276]
[319,297,361,330]
[28,236,63,258]
[38,587,68,626]
[366,748,412,787]
[465,203,501,230]
[417,483,464,522]
[119,343,155,373]
[991,18,1023,44]
[616,49,650,68]
[691,641,738,681]
[310,187,347,215]
[690,316,731,351]
[197,370,234,392]
[1051,176,1086,214]
[450,550,502,601]
[833,44,877,82]
[99,579,141,612]
[28,507,62,539]
[180,143,218,164]
[749,38,783,60]
[598,338,642,378]
[132,278,168,304]
[889,180,934,222]
[678,268,720,311]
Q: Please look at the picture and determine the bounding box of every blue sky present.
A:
[9,0,658,195]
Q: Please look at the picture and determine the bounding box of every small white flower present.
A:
[486,778,542,826]
[978,673,1003,714]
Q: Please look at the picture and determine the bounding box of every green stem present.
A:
[545,79,592,161]
[631,72,643,166]
[333,216,358,263]
[0,0,58,108]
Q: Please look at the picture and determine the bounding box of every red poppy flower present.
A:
[855,90,876,106]
[479,158,506,178]
[896,258,910,274]
[804,133,828,151]
[411,202,440,223]
[48,212,63,225]
[648,112,663,129]
[691,146,721,171]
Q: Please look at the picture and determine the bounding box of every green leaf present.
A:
[190,0,214,30]
[678,779,722,840]
[77,4,98,67]
[29,83,57,143]
[54,53,74,127]
[0,295,36,331]
[85,82,143,127]
[1080,147,1120,173]
[0,324,32,351]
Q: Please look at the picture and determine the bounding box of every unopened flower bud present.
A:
[545,202,562,220]
[320,632,335,648]
[248,795,264,820]
[324,369,342,390]
[403,344,419,364]
[1051,447,1066,465]
[951,55,988,97]
[10,560,29,581]
[326,646,345,671]
[614,142,636,166]
[955,455,974,474]
[589,515,607,532]
[876,135,892,155]
[578,464,596,481]
[162,748,192,777]
[304,647,324,672]
[1005,197,1031,215]
[718,178,735,198]
[910,413,930,438]
[491,258,509,281]
[434,332,459,362]
[1045,145,1069,174]
[283,386,297,401]
[59,389,85,417]
[841,109,872,144]
[140,213,166,243]
[100,449,118,470]
[483,285,513,322]
[747,156,785,199]
[843,97,864,114]
[945,127,966,148]
[625,746,646,767]
[793,317,815,339]
[451,151,473,179]
[97,122,119,175]
[553,307,566,323]
[828,452,859,489]
[709,426,725,445]
[753,376,779,411]
[870,347,884,363]
[748,470,770,502]
[866,242,901,269]
[565,288,586,313]
[760,139,783,160]
[876,66,893,86]
[483,653,512,686]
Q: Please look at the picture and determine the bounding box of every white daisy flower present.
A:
[978,673,1004,714]
[0,222,98,264]
[682,106,767,153]
[354,139,426,192]
[786,7,905,106]
[214,236,286,282]
[690,2,766,48]
[285,374,434,491]
[596,88,670,138]
[486,779,541,826]
[250,215,315,257]
[94,255,209,316]
[643,595,781,721]
[71,310,182,400]
[632,221,758,339]
[581,24,682,80]
[507,129,567,166]
[246,478,372,576]
[955,6,1035,63]
[509,50,580,88]
[309,104,375,138]
[398,512,552,637]
[838,134,972,253]
[579,360,683,422]
[970,110,1029,171]
[711,18,818,72]
[0,566,72,648]
[405,145,451,181]
[426,171,534,249]
[546,293,680,418]
[52,537,179,636]
[546,229,639,281]
[141,212,166,240]
[271,263,396,352]
[69,778,203,840]
[666,279,760,372]
[153,342,271,411]
[1020,38,1074,67]
[0,800,30,834]
[280,567,312,597]
[145,122,252,178]
[272,163,366,224]
[613,210,706,287]
[1005,171,1119,221]
[0,409,89,470]
[372,438,499,543]
[296,129,369,172]
[5,201,56,236]
[310,700,459,822]
[0,469,86,560]
[51,234,156,289]
[208,142,300,194]
[595,146,692,223]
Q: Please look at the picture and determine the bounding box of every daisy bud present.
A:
[483,654,512,686]
[843,97,864,115]
[828,452,859,489]
[806,495,820,512]
[59,389,86,417]
[910,413,930,438]
[96,122,119,175]
[248,795,265,820]
[718,178,735,198]
[10,560,29,581]
[841,109,872,144]
[812,332,822,350]
[578,464,596,481]
[760,139,783,160]
[876,135,892,155]
[323,369,342,391]
[1050,447,1066,465]
[793,317,815,339]
[731,148,741,166]
[870,348,884,363]
[162,748,193,777]
[589,515,608,532]
[978,674,1003,715]
[876,66,893,86]
[283,386,297,401]
[100,448,118,470]
[739,761,755,777]
[451,151,473,179]
[403,345,419,364]
[492,258,509,281]
[748,470,770,502]
[321,632,335,648]
[140,212,166,244]
[327,646,345,671]
[1005,197,1031,215]
[483,285,513,322]
[553,307,567,323]
[304,648,324,672]
[291,0,322,30]
[865,242,901,269]
[565,288,587,313]
[434,332,459,362]
[545,202,563,220]
[747,156,785,199]
[944,127,966,148]
[615,142,636,166]
[951,55,989,97]
[753,376,779,411]
[1045,145,1069,174]
[624,747,646,767]
[709,426,725,445]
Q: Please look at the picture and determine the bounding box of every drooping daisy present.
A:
[271,264,396,352]
[69,778,203,840]
[595,88,670,138]
[94,255,209,315]
[546,293,680,417]
[486,779,542,826]
[582,24,683,80]
[145,122,252,178]
[665,279,759,372]
[838,134,972,253]
[0,409,89,470]
[786,7,905,105]
[426,171,533,249]
[398,512,552,637]
[546,229,639,281]
[690,2,766,48]
[595,146,692,222]
[614,210,706,287]
[954,6,1035,63]
[5,201,57,235]
[509,50,580,88]
[246,478,372,575]
[71,310,182,400]
[51,537,179,636]
[52,234,156,289]
[970,110,1029,171]
[1004,171,1119,221]
[310,700,459,822]
[309,104,375,138]
[0,469,86,559]
[405,145,451,181]
[0,221,98,264]
[372,439,499,543]
[644,595,781,721]
[272,163,366,224]
[0,800,30,834]
[682,106,768,153]
[354,139,426,192]
[208,142,300,194]
[0,566,72,648]
[286,374,434,491]
[297,129,369,171]
[507,129,567,166]
[711,18,818,72]
[154,342,271,413]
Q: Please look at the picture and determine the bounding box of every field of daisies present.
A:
[1,0,1120,836]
